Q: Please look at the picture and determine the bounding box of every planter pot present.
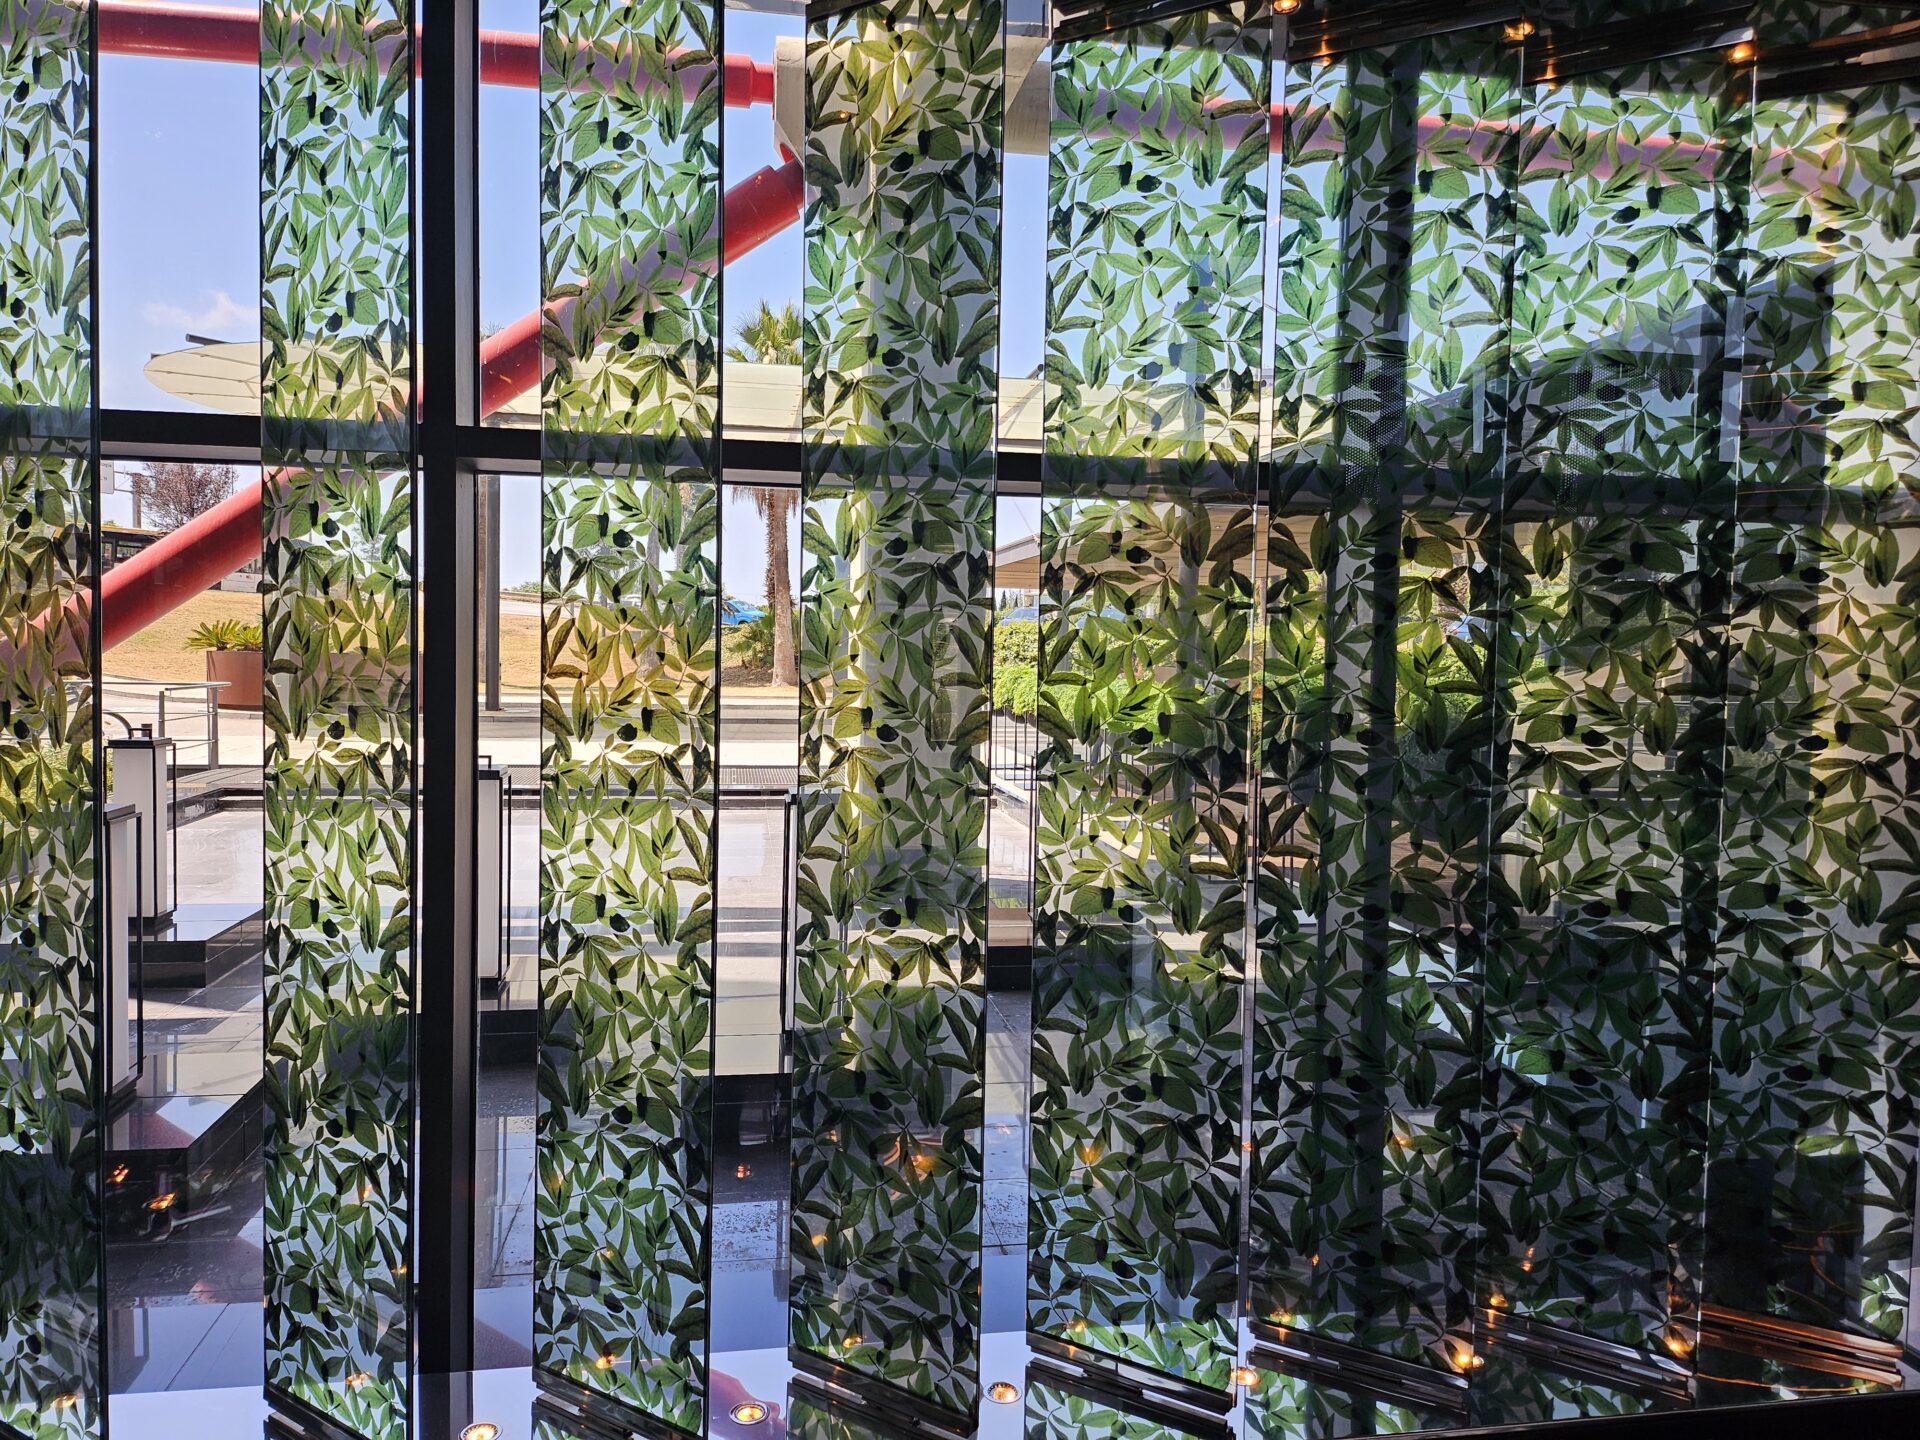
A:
[205,649,264,711]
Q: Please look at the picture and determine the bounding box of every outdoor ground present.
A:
[107,589,794,696]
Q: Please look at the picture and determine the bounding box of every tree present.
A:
[727,301,801,688]
[132,461,238,532]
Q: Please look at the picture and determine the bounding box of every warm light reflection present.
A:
[147,1192,177,1212]
[729,1402,770,1425]
[987,1381,1020,1404]
[1231,1366,1261,1389]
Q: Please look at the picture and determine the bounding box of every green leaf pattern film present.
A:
[535,0,722,1430]
[1252,4,1920,1404]
[260,0,415,1434]
[1709,69,1920,1349]
[792,0,1002,1418]
[0,1,100,1436]
[1030,3,1268,1393]
[1256,24,1511,1375]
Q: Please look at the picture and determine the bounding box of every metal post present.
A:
[483,470,501,712]
[416,0,480,1378]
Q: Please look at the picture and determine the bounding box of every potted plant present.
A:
[186,618,264,711]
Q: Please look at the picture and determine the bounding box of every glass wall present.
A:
[2,2,1917,1438]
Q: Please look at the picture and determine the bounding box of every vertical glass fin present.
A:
[260,0,416,1433]
[0,0,101,1434]
[534,0,723,1430]
[792,0,1003,1419]
[1031,0,1270,1394]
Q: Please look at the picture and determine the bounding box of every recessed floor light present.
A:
[988,1381,1020,1404]
[461,1425,500,1440]
[729,1401,769,1424]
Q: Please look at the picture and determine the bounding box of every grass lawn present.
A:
[106,590,263,683]
[109,591,791,695]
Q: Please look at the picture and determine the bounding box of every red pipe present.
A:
[100,158,804,652]
[94,0,775,104]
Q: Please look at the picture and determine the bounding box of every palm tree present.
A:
[727,301,802,688]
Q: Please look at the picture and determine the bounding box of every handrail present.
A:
[99,678,229,767]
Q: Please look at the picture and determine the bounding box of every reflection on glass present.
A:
[1710,69,1920,1355]
[1030,2,1268,1393]
[1255,28,1516,1377]
[791,0,1002,1419]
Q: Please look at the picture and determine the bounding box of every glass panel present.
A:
[1707,63,1920,1370]
[1023,1373,1209,1437]
[791,0,1002,1419]
[1030,1,1268,1393]
[1257,24,1511,1381]
[1478,48,1745,1384]
[259,0,415,1432]
[534,0,723,1430]
[0,2,101,1434]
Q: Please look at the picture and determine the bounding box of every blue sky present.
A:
[97,1,1045,589]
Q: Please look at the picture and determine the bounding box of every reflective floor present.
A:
[106,796,1913,1437]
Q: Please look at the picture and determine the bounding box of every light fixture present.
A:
[987,1381,1020,1404]
[1449,1346,1485,1372]
[1727,40,1756,65]
[729,1402,770,1425]
[1276,0,1300,12]
[1503,18,1534,41]
[1231,1366,1261,1390]
[461,1425,500,1440]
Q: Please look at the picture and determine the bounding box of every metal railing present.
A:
[98,679,228,767]
[990,707,1038,794]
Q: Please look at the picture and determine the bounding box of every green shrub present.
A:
[185,619,263,652]
[730,612,776,671]
[993,618,1038,715]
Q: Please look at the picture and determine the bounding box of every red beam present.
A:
[100,158,805,652]
[92,0,775,104]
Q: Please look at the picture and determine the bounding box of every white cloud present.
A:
[140,290,259,337]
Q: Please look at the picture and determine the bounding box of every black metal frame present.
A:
[415,0,482,1380]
